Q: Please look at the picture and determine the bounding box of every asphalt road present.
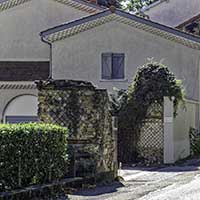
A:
[68,159,200,200]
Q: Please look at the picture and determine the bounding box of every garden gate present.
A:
[118,101,164,164]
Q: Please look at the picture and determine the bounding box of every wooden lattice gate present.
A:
[137,102,164,164]
[118,102,164,164]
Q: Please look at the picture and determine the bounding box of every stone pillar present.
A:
[163,96,175,164]
[36,80,116,180]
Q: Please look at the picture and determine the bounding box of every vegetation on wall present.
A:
[37,80,115,179]
[111,61,184,119]
[0,123,68,192]
[112,61,184,163]
[119,0,158,12]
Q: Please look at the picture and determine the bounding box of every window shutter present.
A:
[112,53,125,79]
[102,53,112,79]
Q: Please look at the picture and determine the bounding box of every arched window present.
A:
[3,95,38,123]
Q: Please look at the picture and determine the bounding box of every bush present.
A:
[111,61,184,119]
[0,123,68,192]
[127,61,184,115]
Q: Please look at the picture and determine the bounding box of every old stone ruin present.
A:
[36,79,117,181]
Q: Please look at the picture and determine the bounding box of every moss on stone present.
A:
[37,80,115,178]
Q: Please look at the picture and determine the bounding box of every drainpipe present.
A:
[40,36,53,80]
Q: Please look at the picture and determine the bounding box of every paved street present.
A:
[68,159,200,200]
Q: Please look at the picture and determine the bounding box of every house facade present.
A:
[0,0,103,123]
[40,9,200,158]
[0,0,200,131]
[41,9,200,100]
[1,0,200,163]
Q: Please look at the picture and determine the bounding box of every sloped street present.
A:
[68,159,200,200]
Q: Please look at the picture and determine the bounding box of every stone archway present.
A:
[3,94,38,123]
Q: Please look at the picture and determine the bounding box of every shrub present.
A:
[127,61,184,115]
[0,123,68,192]
[111,61,184,119]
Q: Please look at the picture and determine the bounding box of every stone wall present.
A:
[36,80,116,179]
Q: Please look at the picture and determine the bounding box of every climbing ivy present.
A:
[111,61,184,124]
[112,61,184,163]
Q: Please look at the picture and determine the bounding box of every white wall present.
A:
[52,21,200,101]
[164,98,198,163]
[173,100,198,161]
[4,94,38,117]
[144,0,200,27]
[0,0,87,61]
[0,83,38,121]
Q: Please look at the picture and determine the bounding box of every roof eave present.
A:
[0,0,104,13]
[40,8,200,49]
[40,9,111,38]
[116,10,200,44]
[68,0,105,10]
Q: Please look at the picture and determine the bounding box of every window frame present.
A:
[101,52,125,80]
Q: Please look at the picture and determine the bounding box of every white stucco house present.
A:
[0,0,200,132]
[0,0,104,123]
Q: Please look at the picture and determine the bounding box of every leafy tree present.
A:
[97,0,158,12]
[120,0,158,12]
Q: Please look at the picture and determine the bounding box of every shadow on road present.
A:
[122,158,200,173]
[72,181,124,196]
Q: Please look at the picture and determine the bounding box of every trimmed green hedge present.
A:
[0,123,68,192]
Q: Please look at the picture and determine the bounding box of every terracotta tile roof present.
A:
[0,61,49,81]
